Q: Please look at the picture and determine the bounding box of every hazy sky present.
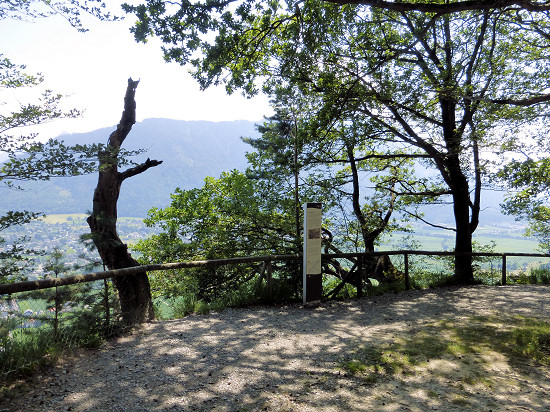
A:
[1,5,272,139]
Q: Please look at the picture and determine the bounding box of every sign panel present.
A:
[303,202,322,304]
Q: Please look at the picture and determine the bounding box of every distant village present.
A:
[1,215,158,280]
[1,215,157,329]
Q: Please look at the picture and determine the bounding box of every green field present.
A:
[39,214,88,224]
[383,225,540,254]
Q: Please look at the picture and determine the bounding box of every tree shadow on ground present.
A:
[5,285,550,411]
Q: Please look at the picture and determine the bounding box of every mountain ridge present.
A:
[1,119,259,217]
[1,118,521,228]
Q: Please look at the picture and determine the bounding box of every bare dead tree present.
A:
[87,78,162,325]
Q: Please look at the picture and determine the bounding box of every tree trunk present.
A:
[346,142,400,282]
[450,172,475,284]
[440,91,476,285]
[87,78,162,325]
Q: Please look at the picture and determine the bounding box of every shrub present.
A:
[530,267,550,284]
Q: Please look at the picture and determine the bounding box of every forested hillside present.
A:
[1,119,257,217]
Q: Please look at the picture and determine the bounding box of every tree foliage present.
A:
[1,0,119,32]
[500,157,550,252]
[324,0,550,13]
[0,0,124,284]
[125,0,550,283]
[135,169,299,301]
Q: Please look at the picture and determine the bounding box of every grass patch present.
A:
[512,317,550,363]
[450,394,471,405]
[531,268,550,284]
[154,295,215,319]
[155,276,301,319]
[0,321,105,385]
[341,315,550,384]
[511,268,550,285]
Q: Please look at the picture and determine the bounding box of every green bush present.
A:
[409,269,453,289]
[1,283,118,382]
[159,274,301,318]
[169,295,199,318]
[513,267,550,285]
[530,267,550,284]
[0,326,59,379]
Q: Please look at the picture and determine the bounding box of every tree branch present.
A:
[307,152,432,165]
[324,0,550,14]
[108,78,140,149]
[119,158,163,182]
[403,210,457,232]
[485,93,550,106]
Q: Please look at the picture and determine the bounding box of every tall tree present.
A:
[244,109,305,254]
[303,9,550,283]
[87,78,162,324]
[124,1,550,283]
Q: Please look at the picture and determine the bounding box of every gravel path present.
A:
[4,285,550,411]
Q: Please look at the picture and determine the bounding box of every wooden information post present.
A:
[303,202,322,304]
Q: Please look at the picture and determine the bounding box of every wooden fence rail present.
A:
[1,251,549,295]
[326,251,550,290]
[0,255,299,295]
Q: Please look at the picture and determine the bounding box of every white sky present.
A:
[0,6,272,139]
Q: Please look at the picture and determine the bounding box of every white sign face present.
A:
[305,207,322,274]
[303,203,322,304]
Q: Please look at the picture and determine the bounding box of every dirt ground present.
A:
[3,285,550,411]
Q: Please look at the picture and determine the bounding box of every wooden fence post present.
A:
[103,263,110,329]
[357,254,363,298]
[404,253,411,291]
[104,278,110,328]
[501,254,507,285]
[266,260,273,302]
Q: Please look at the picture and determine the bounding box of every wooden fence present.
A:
[1,251,549,296]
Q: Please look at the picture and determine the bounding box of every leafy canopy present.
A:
[124,0,550,285]
[1,0,119,32]
[134,169,299,300]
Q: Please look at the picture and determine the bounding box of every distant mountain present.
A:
[1,118,523,228]
[1,119,259,217]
